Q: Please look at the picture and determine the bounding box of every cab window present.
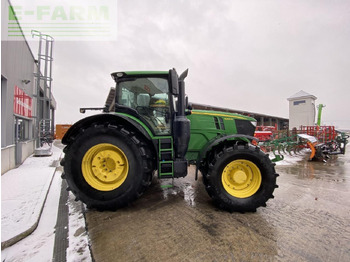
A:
[118,78,171,135]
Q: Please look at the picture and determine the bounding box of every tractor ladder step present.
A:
[158,138,174,178]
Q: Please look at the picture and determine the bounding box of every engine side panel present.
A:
[186,110,256,161]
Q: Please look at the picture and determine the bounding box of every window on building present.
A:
[15,118,30,142]
[293,100,306,106]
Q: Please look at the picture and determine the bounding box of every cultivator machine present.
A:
[258,126,349,162]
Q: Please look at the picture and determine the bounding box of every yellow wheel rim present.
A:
[81,143,129,191]
[221,159,262,198]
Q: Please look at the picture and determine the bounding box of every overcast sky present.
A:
[14,0,350,128]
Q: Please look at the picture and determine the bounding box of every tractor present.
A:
[61,69,278,212]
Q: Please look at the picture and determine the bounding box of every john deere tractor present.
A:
[61,69,278,212]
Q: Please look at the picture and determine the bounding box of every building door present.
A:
[1,76,8,148]
[14,118,28,165]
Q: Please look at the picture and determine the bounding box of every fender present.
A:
[62,113,153,145]
[194,134,258,180]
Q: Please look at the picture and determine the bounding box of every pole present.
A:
[317,104,325,127]
[34,31,42,148]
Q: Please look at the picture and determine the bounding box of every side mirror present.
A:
[185,96,192,115]
[169,68,179,95]
[185,96,192,110]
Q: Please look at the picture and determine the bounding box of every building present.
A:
[287,90,317,130]
[1,0,56,174]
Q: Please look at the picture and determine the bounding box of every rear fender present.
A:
[62,113,152,145]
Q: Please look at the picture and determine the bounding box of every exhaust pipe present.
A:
[173,69,190,160]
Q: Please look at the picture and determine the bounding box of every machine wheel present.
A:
[204,144,278,212]
[61,124,154,210]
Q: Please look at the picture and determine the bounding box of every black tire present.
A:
[61,124,154,210]
[204,144,278,212]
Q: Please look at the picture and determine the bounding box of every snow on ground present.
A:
[1,169,62,262]
[1,145,62,245]
[66,193,92,262]
[1,143,92,262]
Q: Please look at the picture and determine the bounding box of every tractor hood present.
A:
[188,109,256,135]
[190,110,256,122]
[185,109,257,161]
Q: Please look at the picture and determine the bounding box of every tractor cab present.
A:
[111,69,191,179]
[113,74,172,135]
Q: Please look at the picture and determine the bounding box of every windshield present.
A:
[118,77,171,135]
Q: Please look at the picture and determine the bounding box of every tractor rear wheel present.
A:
[61,124,154,210]
[204,144,278,212]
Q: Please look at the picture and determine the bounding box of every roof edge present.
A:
[287,90,317,101]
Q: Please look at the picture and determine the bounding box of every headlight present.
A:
[250,121,257,127]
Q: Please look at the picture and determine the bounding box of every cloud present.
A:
[17,0,350,128]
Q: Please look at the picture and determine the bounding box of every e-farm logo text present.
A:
[5,0,117,41]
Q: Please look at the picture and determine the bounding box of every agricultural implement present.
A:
[259,126,348,162]
[260,135,304,162]
[300,131,349,161]
[254,125,276,142]
[60,69,278,212]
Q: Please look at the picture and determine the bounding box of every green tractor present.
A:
[61,69,278,212]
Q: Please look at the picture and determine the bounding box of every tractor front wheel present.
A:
[204,144,278,212]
